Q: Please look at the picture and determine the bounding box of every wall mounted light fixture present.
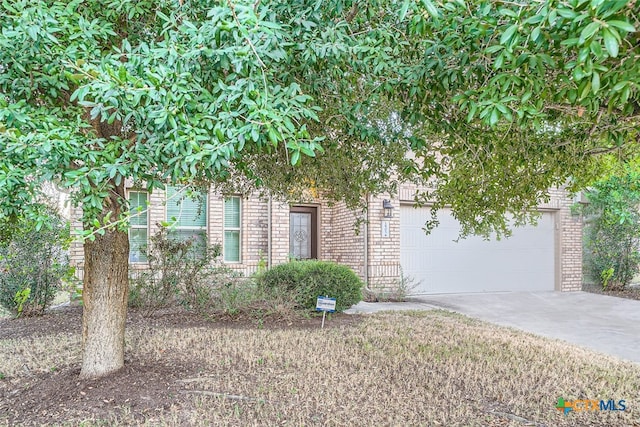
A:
[383,199,394,218]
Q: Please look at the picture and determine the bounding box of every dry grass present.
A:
[2,310,639,426]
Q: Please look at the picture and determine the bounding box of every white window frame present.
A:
[128,190,149,263]
[223,196,242,263]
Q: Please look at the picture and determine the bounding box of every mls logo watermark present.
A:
[556,397,627,415]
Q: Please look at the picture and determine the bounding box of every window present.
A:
[224,196,241,262]
[129,191,148,263]
[166,186,207,246]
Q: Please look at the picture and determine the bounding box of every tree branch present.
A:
[345,2,359,23]
[227,0,266,69]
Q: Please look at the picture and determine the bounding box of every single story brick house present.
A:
[68,182,583,294]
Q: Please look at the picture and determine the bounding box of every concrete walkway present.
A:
[346,291,640,364]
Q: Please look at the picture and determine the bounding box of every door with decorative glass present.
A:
[289,206,317,259]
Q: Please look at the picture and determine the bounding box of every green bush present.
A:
[129,226,241,315]
[259,260,363,312]
[0,210,73,316]
[129,226,217,312]
[584,219,640,289]
[580,170,640,289]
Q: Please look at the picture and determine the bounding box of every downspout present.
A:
[363,194,369,286]
[267,195,272,268]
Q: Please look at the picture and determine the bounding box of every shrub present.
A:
[583,219,640,289]
[0,210,73,316]
[363,268,419,302]
[580,170,640,289]
[259,260,363,312]
[129,226,238,315]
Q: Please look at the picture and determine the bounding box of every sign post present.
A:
[315,296,336,329]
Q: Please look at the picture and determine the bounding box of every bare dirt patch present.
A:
[1,307,639,426]
[583,282,640,301]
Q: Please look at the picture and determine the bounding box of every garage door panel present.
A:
[400,207,555,294]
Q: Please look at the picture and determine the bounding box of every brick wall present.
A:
[270,199,291,266]
[68,182,583,292]
[322,201,365,279]
[549,188,583,291]
[363,195,401,291]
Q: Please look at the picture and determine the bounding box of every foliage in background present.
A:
[129,227,300,318]
[259,260,363,312]
[129,227,224,315]
[0,209,74,316]
[581,169,640,289]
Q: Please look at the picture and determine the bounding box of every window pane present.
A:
[129,228,148,263]
[224,230,240,262]
[129,192,148,226]
[224,197,240,228]
[169,229,206,244]
[168,229,207,256]
[167,186,207,227]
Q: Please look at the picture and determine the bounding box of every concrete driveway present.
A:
[346,291,640,364]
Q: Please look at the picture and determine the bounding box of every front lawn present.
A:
[0,308,637,426]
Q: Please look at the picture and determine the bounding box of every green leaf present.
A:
[215,128,224,142]
[118,66,126,82]
[489,108,499,126]
[602,28,619,57]
[579,22,600,44]
[291,150,300,166]
[591,71,600,94]
[421,0,440,18]
[27,26,38,41]
[556,8,577,19]
[466,103,478,122]
[579,81,592,100]
[531,27,541,41]
[399,1,410,20]
[500,24,518,45]
[612,81,628,92]
[607,20,635,33]
[268,127,279,146]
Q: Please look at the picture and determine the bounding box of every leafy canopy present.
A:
[0,0,638,237]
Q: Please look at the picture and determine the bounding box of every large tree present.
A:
[0,0,637,378]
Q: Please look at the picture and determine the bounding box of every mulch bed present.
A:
[582,282,640,301]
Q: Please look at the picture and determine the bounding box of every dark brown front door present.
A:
[289,206,317,259]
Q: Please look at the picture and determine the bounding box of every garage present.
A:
[400,206,556,294]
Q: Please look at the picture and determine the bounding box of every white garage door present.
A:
[400,206,556,294]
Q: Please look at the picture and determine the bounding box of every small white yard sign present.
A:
[316,296,336,329]
[316,296,336,312]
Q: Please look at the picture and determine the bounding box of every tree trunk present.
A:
[80,185,130,379]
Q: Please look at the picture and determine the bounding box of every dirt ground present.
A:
[0,307,362,426]
[582,282,640,301]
